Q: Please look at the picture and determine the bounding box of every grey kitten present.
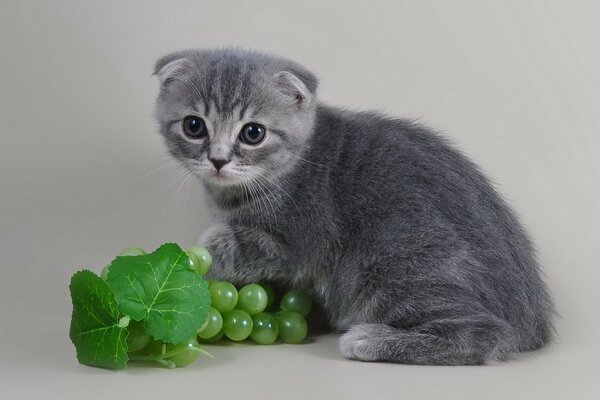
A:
[153,48,554,365]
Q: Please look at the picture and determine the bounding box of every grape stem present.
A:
[129,345,214,368]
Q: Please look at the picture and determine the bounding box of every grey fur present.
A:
[153,48,555,365]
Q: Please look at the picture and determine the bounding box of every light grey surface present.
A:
[0,1,598,399]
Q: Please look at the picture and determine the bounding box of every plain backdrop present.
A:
[1,1,599,399]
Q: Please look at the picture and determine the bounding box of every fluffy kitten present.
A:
[153,48,554,365]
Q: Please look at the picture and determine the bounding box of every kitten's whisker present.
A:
[161,169,190,202]
[250,174,279,232]
[252,167,303,218]
[146,156,202,189]
[246,177,269,231]
[254,177,276,233]
[239,180,251,225]
[145,155,187,177]
[150,163,184,175]
[150,163,189,181]
[173,166,197,210]
[156,162,196,205]
[288,153,327,169]
[152,162,187,189]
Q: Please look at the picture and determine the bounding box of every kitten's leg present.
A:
[199,223,287,286]
[339,314,514,365]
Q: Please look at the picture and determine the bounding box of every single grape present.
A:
[198,328,224,344]
[126,320,150,353]
[222,309,253,341]
[276,311,308,344]
[165,337,201,367]
[209,281,238,313]
[184,250,201,272]
[280,290,312,317]
[118,247,146,257]
[100,264,111,281]
[103,246,145,280]
[186,246,212,276]
[258,282,276,310]
[142,338,166,356]
[237,284,268,316]
[197,307,223,339]
[197,313,210,333]
[250,312,279,345]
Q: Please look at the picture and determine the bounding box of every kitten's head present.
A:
[153,48,318,189]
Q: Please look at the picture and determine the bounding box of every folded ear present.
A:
[153,55,194,87]
[274,69,318,107]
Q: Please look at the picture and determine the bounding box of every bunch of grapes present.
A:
[108,246,311,368]
[200,281,311,346]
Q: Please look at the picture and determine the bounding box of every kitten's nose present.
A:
[209,158,230,171]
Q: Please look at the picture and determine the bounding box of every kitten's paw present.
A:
[339,324,393,362]
[199,223,235,248]
[198,223,238,279]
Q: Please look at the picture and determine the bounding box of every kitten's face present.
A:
[153,49,318,190]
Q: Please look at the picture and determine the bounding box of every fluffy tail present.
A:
[339,317,514,365]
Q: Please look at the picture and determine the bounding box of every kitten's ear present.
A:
[274,69,318,107]
[153,55,194,87]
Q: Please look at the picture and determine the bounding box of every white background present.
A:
[0,1,598,399]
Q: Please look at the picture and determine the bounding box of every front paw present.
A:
[199,224,239,280]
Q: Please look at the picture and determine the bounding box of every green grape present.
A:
[276,311,308,344]
[209,281,238,313]
[250,312,279,345]
[197,307,223,339]
[198,328,224,344]
[222,309,253,341]
[280,289,312,317]
[102,246,146,280]
[142,338,166,356]
[207,279,218,287]
[186,246,212,276]
[100,264,111,281]
[126,320,150,353]
[165,337,201,367]
[184,250,201,272]
[118,247,146,257]
[258,282,276,310]
[139,338,202,368]
[237,284,268,316]
[197,313,210,333]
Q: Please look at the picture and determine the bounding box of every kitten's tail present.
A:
[339,318,515,365]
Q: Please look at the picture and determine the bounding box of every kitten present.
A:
[153,48,554,365]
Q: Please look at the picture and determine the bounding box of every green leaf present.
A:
[69,270,129,370]
[106,243,211,344]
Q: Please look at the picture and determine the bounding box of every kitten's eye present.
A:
[182,116,207,139]
[239,123,266,145]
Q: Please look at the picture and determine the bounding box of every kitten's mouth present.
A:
[195,165,249,188]
[211,170,228,178]
[203,169,236,186]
